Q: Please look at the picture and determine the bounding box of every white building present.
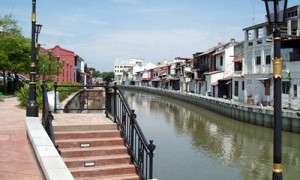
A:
[242,5,300,108]
[74,55,86,85]
[114,58,143,84]
[204,39,238,98]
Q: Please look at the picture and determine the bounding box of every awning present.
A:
[218,76,232,82]
[211,81,219,86]
[257,78,270,81]
[194,78,203,81]
[151,79,161,82]
[233,56,243,62]
[169,78,180,81]
[142,78,151,81]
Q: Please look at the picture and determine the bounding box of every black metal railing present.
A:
[41,82,60,154]
[105,84,156,180]
[54,83,106,113]
[53,83,155,179]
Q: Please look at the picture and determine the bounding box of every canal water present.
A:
[122,90,300,180]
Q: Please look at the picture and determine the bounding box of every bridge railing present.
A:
[41,82,60,154]
[106,84,156,180]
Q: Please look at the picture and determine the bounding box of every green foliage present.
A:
[0,13,31,74]
[101,71,114,82]
[15,82,43,108]
[15,81,82,109]
[84,65,101,78]
[0,14,22,36]
[55,81,82,101]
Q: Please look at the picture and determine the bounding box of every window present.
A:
[220,56,223,66]
[294,85,297,97]
[256,56,261,65]
[282,81,290,94]
[266,55,271,64]
[234,81,239,96]
[257,28,264,38]
[242,81,245,91]
[265,79,270,95]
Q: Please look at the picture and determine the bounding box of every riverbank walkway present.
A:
[0,95,43,180]
[0,95,142,179]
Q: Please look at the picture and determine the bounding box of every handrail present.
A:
[53,83,156,179]
[106,84,156,180]
[41,82,60,154]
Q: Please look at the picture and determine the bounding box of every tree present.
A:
[0,14,31,93]
[84,65,101,78]
[101,72,114,82]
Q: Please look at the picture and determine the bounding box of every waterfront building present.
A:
[193,39,239,98]
[74,55,86,85]
[231,42,244,103]
[44,45,76,82]
[242,5,300,108]
[114,58,143,84]
[141,63,156,87]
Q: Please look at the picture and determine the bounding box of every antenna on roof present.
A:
[250,0,259,25]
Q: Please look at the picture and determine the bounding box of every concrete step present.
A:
[55,130,122,140]
[60,146,129,158]
[70,164,138,179]
[56,137,125,148]
[54,124,118,132]
[76,174,141,180]
[63,154,131,168]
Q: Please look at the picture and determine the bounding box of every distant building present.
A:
[114,58,143,84]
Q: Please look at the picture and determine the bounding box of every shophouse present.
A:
[45,45,75,82]
[242,5,300,108]
[74,55,86,84]
[231,42,244,102]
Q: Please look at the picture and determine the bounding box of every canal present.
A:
[122,89,300,180]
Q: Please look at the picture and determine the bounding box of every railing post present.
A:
[54,82,57,113]
[113,85,117,123]
[105,83,110,117]
[41,84,46,127]
[148,140,156,179]
[130,110,136,163]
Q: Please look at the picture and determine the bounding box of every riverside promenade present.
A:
[0,96,44,180]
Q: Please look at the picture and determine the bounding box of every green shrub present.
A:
[16,81,83,109]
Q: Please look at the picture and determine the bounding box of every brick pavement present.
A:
[0,96,44,180]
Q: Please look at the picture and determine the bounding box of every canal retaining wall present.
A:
[120,86,300,134]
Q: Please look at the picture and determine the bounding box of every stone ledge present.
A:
[26,117,74,180]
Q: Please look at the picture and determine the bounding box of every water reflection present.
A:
[124,90,300,180]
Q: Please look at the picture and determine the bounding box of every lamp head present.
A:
[263,0,288,25]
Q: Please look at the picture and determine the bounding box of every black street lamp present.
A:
[263,0,288,180]
[35,23,42,79]
[56,55,60,82]
[26,0,39,117]
[48,50,52,79]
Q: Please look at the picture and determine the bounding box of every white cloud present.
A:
[55,27,234,71]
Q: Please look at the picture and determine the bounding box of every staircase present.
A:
[54,124,141,180]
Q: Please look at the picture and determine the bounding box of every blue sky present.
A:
[1,0,299,72]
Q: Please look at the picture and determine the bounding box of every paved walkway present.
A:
[0,96,44,180]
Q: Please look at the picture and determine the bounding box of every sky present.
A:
[1,0,299,72]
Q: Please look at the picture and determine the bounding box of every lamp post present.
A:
[35,23,42,79]
[56,55,60,82]
[26,0,39,117]
[263,0,288,180]
[48,50,52,80]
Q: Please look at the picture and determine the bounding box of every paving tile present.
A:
[0,96,43,179]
